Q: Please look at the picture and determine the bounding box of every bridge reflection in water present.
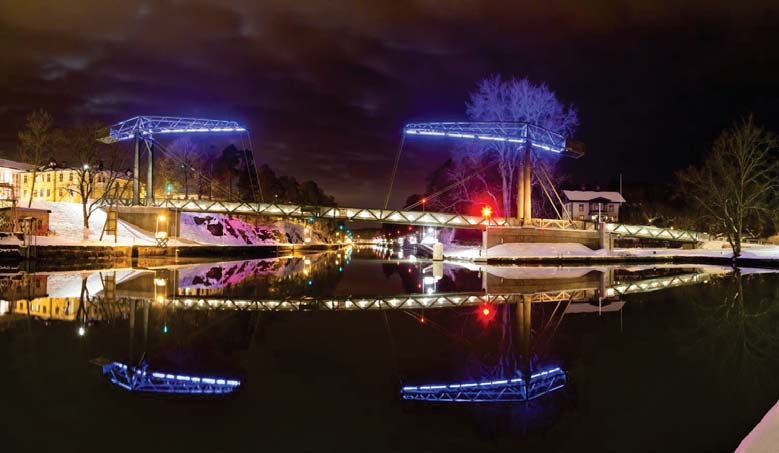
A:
[0,253,733,404]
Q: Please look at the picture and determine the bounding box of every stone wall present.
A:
[484,226,601,250]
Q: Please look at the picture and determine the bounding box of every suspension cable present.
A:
[403,159,499,210]
[384,131,406,210]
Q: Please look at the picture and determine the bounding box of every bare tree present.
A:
[158,137,204,198]
[17,110,53,207]
[677,116,778,257]
[61,123,128,231]
[464,75,578,217]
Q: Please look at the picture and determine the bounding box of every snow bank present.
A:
[487,242,601,258]
[736,399,779,453]
[30,201,155,246]
[179,212,329,245]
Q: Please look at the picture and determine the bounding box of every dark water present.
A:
[2,247,779,452]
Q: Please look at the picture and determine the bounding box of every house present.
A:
[0,158,36,205]
[562,190,626,222]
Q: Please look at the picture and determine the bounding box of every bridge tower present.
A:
[403,122,584,225]
[97,116,250,206]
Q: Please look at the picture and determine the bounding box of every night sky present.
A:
[1,1,777,207]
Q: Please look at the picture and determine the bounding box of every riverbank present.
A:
[1,243,345,271]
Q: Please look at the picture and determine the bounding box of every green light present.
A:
[163,324,169,334]
[165,183,173,194]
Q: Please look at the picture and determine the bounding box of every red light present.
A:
[482,307,490,316]
[408,226,412,230]
[481,206,492,219]
[421,198,427,204]
[396,230,400,234]
[419,316,425,324]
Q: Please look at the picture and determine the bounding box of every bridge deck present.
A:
[102,198,703,243]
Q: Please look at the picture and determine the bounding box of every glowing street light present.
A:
[481,205,492,221]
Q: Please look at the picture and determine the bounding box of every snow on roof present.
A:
[562,190,626,203]
[0,158,35,171]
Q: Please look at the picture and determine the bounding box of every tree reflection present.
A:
[684,271,779,391]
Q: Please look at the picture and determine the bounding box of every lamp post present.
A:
[155,214,168,247]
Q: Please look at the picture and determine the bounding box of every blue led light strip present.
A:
[404,122,569,154]
[102,361,241,394]
[401,367,565,402]
[98,116,247,143]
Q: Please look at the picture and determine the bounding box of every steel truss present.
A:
[94,197,702,241]
[102,361,240,394]
[404,122,582,158]
[97,116,247,143]
[401,367,566,402]
[606,223,703,243]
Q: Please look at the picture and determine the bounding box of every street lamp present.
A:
[155,214,168,247]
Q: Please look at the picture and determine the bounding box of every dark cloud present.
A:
[0,0,777,206]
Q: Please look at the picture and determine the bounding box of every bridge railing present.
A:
[605,223,703,243]
[99,198,705,242]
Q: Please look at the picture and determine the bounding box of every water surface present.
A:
[2,247,779,452]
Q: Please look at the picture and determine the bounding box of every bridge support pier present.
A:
[523,147,532,225]
[145,138,154,204]
[133,133,140,205]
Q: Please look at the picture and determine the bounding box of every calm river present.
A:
[1,247,778,452]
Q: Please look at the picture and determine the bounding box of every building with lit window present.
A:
[562,190,626,222]
[17,167,140,203]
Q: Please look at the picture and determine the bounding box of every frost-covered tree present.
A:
[60,123,128,231]
[677,116,778,258]
[462,75,579,217]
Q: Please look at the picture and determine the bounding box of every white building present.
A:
[562,190,626,222]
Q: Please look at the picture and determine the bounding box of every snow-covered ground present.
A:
[30,201,157,246]
[14,201,330,247]
[736,399,779,453]
[442,240,779,262]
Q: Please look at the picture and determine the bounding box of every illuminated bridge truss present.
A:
[97,116,247,143]
[401,367,566,403]
[94,197,702,242]
[606,223,703,243]
[404,122,581,158]
[96,198,512,228]
[102,361,241,394]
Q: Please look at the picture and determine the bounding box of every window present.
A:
[578,203,585,212]
[59,173,63,182]
[69,173,73,182]
[46,174,51,182]
[23,175,27,183]
[46,189,51,197]
[59,188,64,197]
[608,204,614,212]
